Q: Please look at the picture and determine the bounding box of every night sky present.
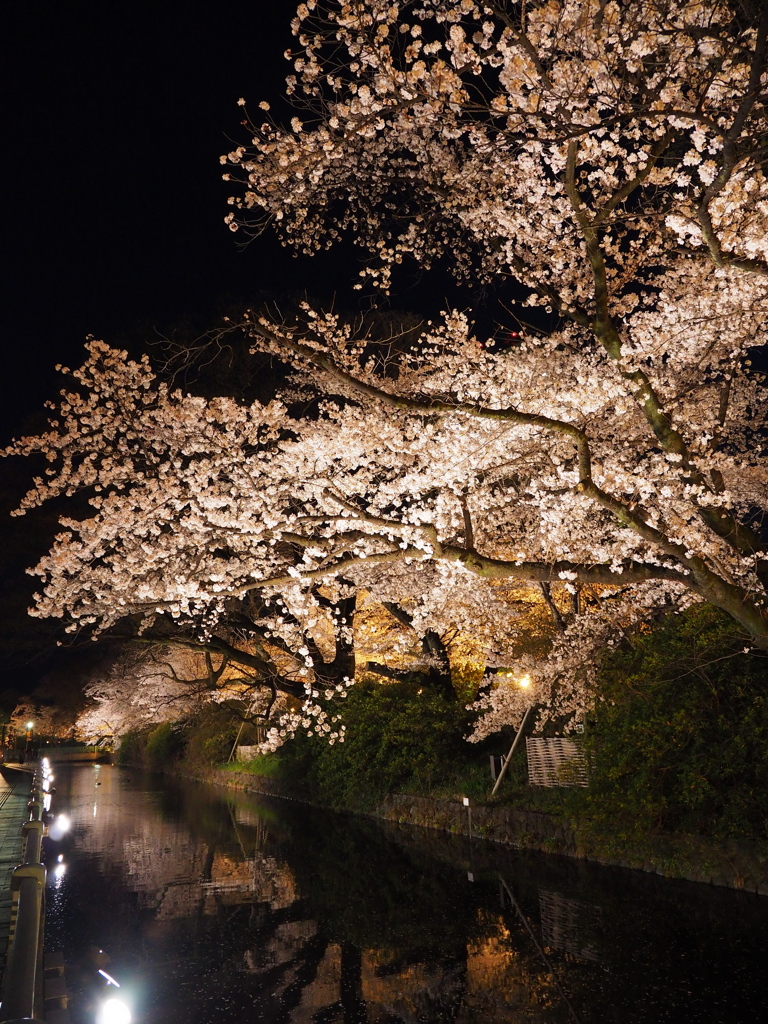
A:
[3,0,325,446]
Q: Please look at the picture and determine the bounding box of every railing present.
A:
[0,764,47,1023]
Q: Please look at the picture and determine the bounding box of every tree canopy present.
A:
[5,0,768,743]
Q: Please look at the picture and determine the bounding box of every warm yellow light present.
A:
[518,675,531,688]
[26,721,34,730]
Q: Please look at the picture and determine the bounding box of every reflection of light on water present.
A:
[94,803,98,818]
[44,794,52,811]
[96,997,131,1024]
[54,863,66,884]
[49,814,71,840]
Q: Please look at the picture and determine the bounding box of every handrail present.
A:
[0,764,47,1023]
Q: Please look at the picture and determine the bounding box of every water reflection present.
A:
[43,765,767,1024]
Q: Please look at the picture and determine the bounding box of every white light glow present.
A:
[518,675,532,688]
[49,814,71,840]
[96,998,131,1024]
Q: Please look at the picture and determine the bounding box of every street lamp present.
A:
[25,720,35,749]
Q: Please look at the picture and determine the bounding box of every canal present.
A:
[43,764,766,1024]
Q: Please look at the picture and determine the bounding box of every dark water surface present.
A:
[43,764,767,1024]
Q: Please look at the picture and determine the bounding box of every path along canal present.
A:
[43,764,767,1024]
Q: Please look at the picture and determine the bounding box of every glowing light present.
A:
[57,854,64,863]
[26,721,34,730]
[96,998,131,1024]
[500,672,532,687]
[54,863,66,880]
[49,814,71,840]
[98,970,120,987]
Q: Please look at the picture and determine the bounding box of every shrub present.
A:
[182,704,239,767]
[278,677,479,809]
[117,727,146,766]
[145,721,185,768]
[586,604,768,840]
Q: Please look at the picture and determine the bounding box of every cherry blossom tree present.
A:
[73,646,255,743]
[5,0,768,741]
[222,0,768,680]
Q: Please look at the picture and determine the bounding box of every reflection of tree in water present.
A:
[115,784,572,1024]
[50,771,600,1023]
[184,798,575,1024]
[207,807,472,1023]
[48,769,768,1024]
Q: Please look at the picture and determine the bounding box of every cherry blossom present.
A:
[5,1,768,743]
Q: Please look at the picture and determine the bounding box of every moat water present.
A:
[43,764,767,1024]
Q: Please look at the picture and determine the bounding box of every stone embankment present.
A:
[201,768,768,896]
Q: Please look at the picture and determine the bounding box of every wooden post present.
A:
[491,705,534,798]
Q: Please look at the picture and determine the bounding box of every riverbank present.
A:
[198,766,768,896]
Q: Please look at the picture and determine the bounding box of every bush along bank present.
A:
[122,605,768,893]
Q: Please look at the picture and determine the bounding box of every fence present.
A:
[0,764,47,1022]
[526,737,588,787]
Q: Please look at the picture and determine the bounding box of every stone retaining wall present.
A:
[202,769,768,896]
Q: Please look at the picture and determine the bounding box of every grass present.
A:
[218,754,282,778]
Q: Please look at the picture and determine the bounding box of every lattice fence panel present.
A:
[526,737,588,787]
[236,745,261,762]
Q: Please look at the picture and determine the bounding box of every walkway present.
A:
[0,765,33,980]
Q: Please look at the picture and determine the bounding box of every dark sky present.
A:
[3,0,315,446]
